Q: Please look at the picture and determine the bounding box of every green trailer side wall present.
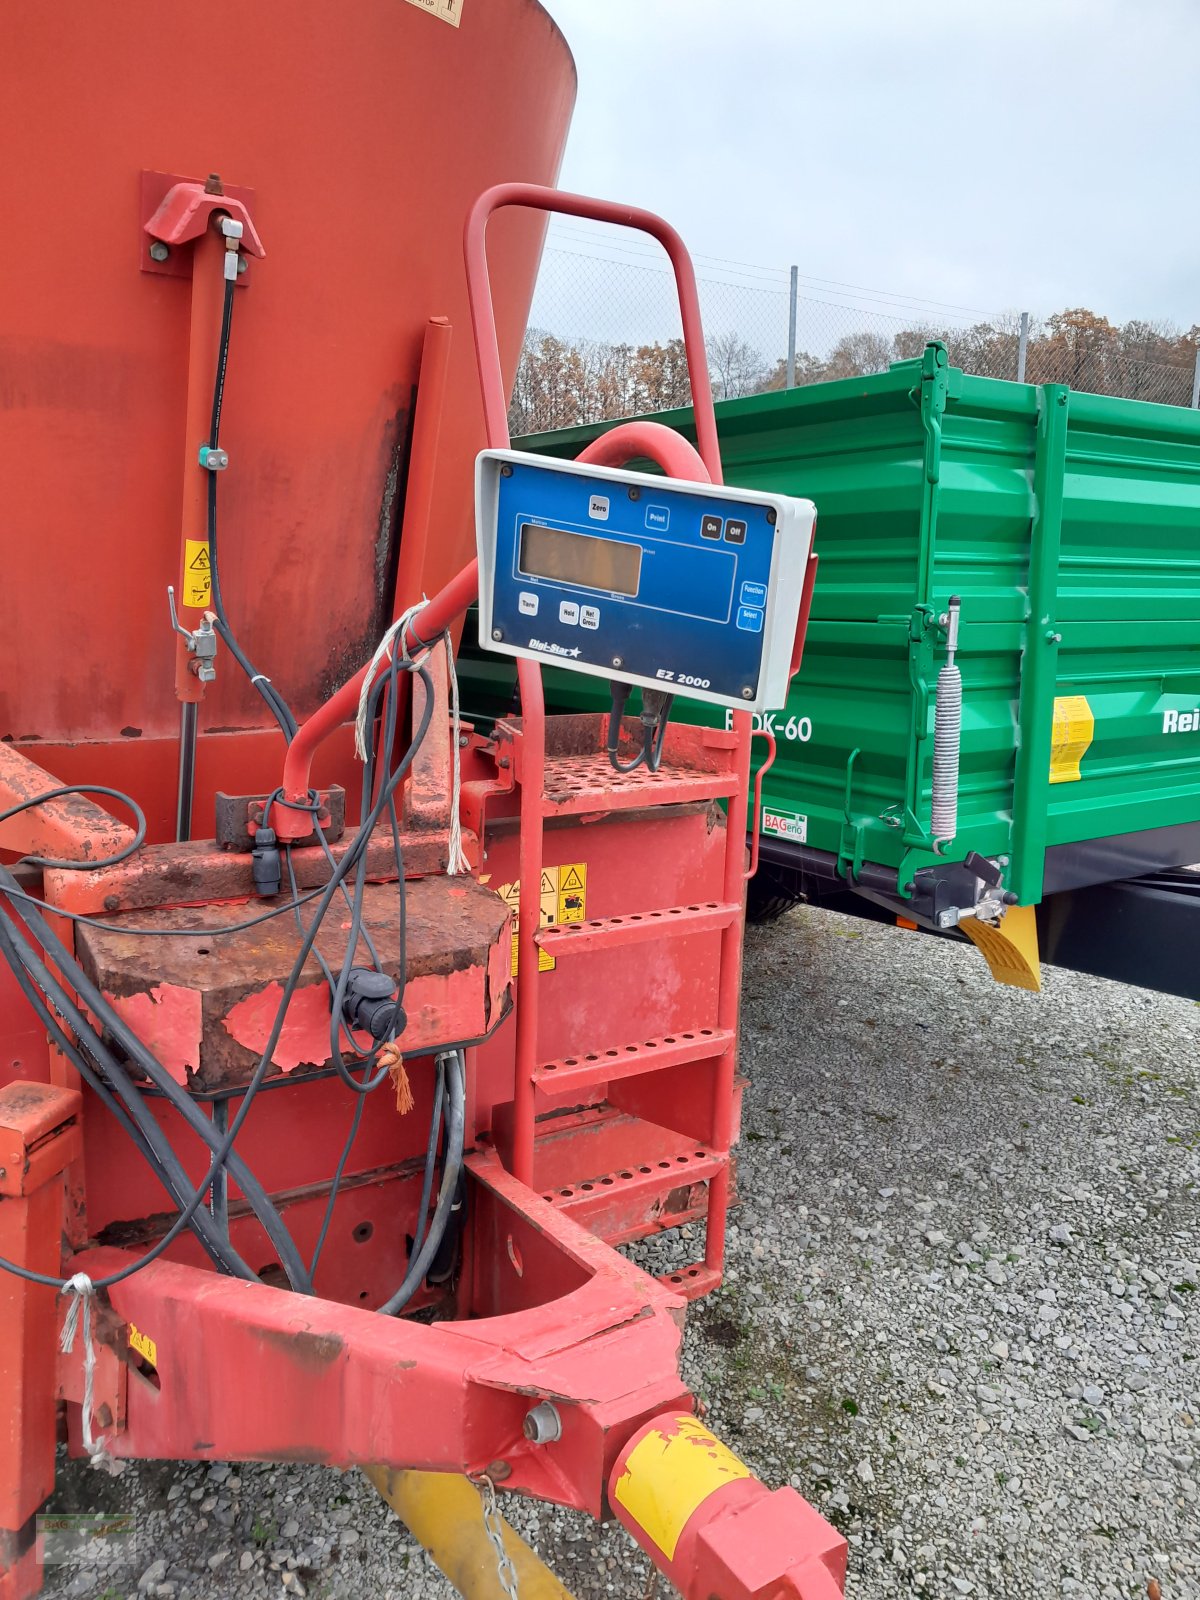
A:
[461,347,1200,905]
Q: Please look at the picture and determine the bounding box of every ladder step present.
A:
[542,752,736,818]
[534,1027,734,1092]
[542,1143,728,1246]
[536,901,740,956]
[658,1262,722,1301]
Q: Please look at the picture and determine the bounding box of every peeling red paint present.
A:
[222,983,371,1073]
[104,985,200,1085]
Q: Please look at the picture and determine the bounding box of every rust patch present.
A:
[257,1324,346,1369]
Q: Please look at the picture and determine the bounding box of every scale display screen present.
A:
[476,449,815,713]
[518,522,642,598]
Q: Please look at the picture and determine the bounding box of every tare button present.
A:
[736,606,764,633]
[518,590,539,616]
[739,581,767,608]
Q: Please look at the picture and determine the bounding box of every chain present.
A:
[471,1472,520,1600]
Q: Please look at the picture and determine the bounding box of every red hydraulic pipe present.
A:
[574,419,711,483]
[271,558,479,838]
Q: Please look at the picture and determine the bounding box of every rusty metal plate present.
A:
[75,878,511,1093]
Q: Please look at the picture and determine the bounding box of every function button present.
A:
[558,600,580,625]
[518,590,539,617]
[700,513,723,540]
[739,580,767,608]
[736,606,764,633]
[588,494,610,522]
[580,604,600,630]
[645,504,670,531]
[724,518,747,545]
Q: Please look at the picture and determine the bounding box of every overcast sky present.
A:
[536,0,1200,339]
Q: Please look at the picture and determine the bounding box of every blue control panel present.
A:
[475,451,814,713]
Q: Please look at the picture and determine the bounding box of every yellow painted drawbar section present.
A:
[363,1467,576,1600]
[613,1414,751,1560]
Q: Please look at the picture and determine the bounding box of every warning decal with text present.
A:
[496,862,587,975]
[401,0,462,26]
[182,540,212,609]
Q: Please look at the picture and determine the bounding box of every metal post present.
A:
[1016,311,1030,385]
[176,700,198,842]
[786,265,798,389]
[1191,343,1200,409]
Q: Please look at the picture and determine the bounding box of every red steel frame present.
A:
[0,185,843,1600]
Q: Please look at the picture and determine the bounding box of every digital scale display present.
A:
[518,522,642,598]
[475,449,815,713]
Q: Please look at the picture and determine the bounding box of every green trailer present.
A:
[460,344,1200,995]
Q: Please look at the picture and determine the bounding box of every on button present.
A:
[700,514,723,540]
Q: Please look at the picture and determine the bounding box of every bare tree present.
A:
[708,331,767,400]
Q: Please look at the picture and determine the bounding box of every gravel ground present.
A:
[41,905,1198,1599]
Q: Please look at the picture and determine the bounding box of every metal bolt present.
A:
[1045,630,1062,644]
[522,1401,563,1445]
[500,463,513,478]
[236,256,248,275]
[997,855,1010,867]
[486,1459,512,1482]
[492,629,503,641]
[0,1167,5,1180]
[148,240,170,263]
[742,687,754,700]
[936,909,957,929]
[611,656,622,669]
[628,486,641,501]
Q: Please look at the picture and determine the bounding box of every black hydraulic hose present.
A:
[377,1050,465,1317]
[0,913,252,1279]
[204,275,297,742]
[0,866,312,1293]
[0,785,148,873]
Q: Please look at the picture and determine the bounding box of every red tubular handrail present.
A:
[463,182,723,482]
[275,183,727,841]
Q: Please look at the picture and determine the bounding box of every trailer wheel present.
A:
[746,866,803,925]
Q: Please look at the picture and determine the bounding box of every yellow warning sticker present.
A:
[1049,695,1094,784]
[128,1322,158,1368]
[496,863,587,975]
[613,1415,751,1560]
[182,539,212,610]
[401,0,462,26]
[558,862,587,923]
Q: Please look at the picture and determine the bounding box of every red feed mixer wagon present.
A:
[0,4,841,1597]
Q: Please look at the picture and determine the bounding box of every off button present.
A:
[724,519,747,545]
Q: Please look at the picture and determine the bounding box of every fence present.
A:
[510,223,1200,436]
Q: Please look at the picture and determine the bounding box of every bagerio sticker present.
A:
[401,0,462,25]
[761,806,807,843]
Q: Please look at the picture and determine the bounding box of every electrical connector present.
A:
[251,826,281,898]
